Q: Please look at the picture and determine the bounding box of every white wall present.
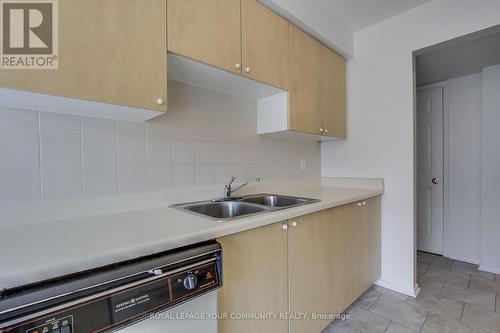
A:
[480,64,500,274]
[260,0,353,58]
[447,73,482,264]
[321,0,500,295]
[0,80,320,202]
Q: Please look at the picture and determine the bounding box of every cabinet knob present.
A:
[291,221,298,227]
[156,98,165,106]
[245,67,251,73]
[362,201,366,206]
[357,202,362,207]
[235,63,241,69]
[320,128,324,132]
[281,224,288,230]
[324,129,329,133]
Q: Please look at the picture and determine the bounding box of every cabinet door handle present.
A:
[357,202,362,207]
[281,223,288,230]
[320,128,324,132]
[291,221,298,227]
[245,67,251,73]
[324,129,329,134]
[235,63,241,69]
[156,98,165,105]
[362,201,366,206]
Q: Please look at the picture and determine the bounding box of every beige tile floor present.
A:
[324,251,500,333]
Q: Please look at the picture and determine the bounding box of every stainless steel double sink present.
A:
[170,194,320,221]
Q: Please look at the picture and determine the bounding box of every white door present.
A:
[416,87,444,254]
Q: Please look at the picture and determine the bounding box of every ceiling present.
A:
[318,0,433,31]
[416,32,500,85]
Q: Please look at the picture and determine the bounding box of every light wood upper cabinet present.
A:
[289,210,335,333]
[167,0,241,74]
[322,46,347,138]
[241,0,289,89]
[218,222,288,333]
[288,25,322,135]
[0,0,168,112]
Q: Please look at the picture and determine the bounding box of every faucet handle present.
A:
[226,176,237,187]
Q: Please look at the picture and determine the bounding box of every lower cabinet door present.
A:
[288,210,334,333]
[217,222,288,333]
[330,197,382,314]
[359,196,382,291]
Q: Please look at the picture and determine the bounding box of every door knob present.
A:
[432,177,440,184]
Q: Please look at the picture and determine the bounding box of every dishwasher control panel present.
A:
[25,315,72,333]
[170,262,219,302]
[1,259,221,333]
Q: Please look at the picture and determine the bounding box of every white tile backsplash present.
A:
[0,129,39,165]
[0,164,40,201]
[172,140,195,164]
[41,130,82,165]
[116,121,147,193]
[0,80,320,202]
[82,117,116,163]
[194,141,214,164]
[214,163,232,184]
[147,135,172,191]
[40,112,81,131]
[173,164,195,187]
[0,107,38,129]
[42,163,82,197]
[83,162,117,195]
[195,164,214,186]
[214,142,233,164]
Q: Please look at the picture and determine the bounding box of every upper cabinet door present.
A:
[241,0,288,89]
[167,0,241,74]
[322,46,347,138]
[0,0,168,112]
[288,25,322,135]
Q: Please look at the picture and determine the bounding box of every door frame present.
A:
[415,81,450,257]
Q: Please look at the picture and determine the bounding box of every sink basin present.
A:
[180,201,268,220]
[240,194,319,208]
[170,193,319,221]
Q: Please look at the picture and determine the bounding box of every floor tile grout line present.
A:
[382,320,392,333]
[422,263,430,275]
[366,294,382,310]
[459,301,466,322]
[418,311,430,333]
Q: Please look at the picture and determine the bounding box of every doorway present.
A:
[414,25,500,264]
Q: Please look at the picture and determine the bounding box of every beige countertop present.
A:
[0,178,383,290]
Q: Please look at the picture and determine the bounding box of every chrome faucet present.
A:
[224,176,260,199]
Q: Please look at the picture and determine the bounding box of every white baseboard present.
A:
[374,279,419,297]
[448,254,481,265]
[478,265,500,275]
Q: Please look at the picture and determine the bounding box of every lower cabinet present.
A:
[217,196,381,333]
[217,222,289,333]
